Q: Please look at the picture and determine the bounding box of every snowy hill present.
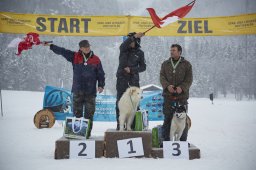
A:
[0,90,256,170]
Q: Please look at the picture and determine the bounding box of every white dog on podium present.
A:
[170,105,188,141]
[118,86,142,131]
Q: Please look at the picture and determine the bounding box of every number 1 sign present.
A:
[117,137,144,158]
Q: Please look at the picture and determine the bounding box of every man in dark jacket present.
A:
[160,44,193,142]
[45,40,105,137]
[115,32,146,130]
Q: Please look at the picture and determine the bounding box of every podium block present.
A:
[54,136,104,159]
[151,144,200,160]
[54,131,201,160]
[104,129,152,158]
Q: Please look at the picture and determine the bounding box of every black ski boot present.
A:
[116,123,120,131]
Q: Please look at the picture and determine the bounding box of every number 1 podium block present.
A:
[54,136,105,159]
[104,129,152,158]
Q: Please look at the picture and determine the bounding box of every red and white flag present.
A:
[8,32,41,56]
[8,32,52,56]
[147,0,196,28]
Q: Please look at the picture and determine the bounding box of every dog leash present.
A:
[129,94,137,114]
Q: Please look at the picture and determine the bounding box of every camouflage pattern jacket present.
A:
[160,57,193,101]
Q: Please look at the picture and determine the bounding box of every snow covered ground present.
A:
[0,90,256,170]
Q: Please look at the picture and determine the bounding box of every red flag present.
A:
[8,33,53,56]
[147,0,196,28]
[16,32,41,56]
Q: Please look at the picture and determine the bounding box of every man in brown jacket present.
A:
[160,44,193,142]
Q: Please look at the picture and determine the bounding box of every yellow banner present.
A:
[0,11,255,36]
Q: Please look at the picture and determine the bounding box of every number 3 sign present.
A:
[69,141,95,159]
[117,137,144,158]
[163,141,189,159]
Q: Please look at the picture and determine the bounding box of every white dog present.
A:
[118,86,142,131]
[170,106,187,141]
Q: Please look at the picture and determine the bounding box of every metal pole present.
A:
[0,89,3,117]
[143,25,155,34]
[246,0,249,99]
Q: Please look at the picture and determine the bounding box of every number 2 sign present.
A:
[117,137,144,158]
[69,141,95,159]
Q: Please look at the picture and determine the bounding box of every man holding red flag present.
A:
[115,32,146,130]
[44,40,105,138]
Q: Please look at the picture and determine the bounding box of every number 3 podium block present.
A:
[104,129,152,158]
[54,136,105,159]
[151,144,200,160]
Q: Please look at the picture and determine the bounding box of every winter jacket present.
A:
[50,44,105,96]
[160,57,193,100]
[116,36,146,85]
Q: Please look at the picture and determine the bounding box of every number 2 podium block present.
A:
[54,136,105,159]
[104,129,152,158]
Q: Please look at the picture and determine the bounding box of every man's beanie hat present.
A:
[79,40,90,48]
[127,32,141,46]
